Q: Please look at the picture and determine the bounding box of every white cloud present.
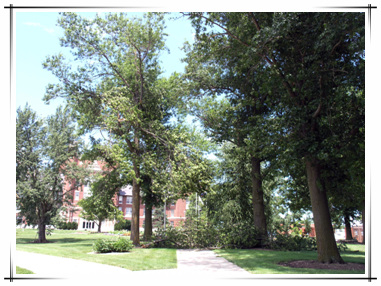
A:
[24,22,55,34]
[24,22,40,26]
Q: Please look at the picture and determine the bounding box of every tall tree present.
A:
[184,12,364,263]
[183,13,284,245]
[16,105,83,242]
[43,12,176,245]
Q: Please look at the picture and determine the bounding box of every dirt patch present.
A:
[279,260,365,271]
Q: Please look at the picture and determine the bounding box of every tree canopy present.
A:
[16,104,84,242]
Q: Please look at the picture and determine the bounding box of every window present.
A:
[119,196,123,204]
[118,207,123,211]
[126,207,132,216]
[83,184,91,198]
[170,221,174,226]
[92,222,95,229]
[171,209,175,217]
[75,191,79,200]
[126,196,132,204]
[83,222,85,228]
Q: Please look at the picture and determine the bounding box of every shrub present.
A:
[337,241,348,252]
[218,221,259,249]
[113,237,134,252]
[93,237,133,253]
[151,216,259,249]
[269,233,317,251]
[55,221,78,230]
[114,220,131,231]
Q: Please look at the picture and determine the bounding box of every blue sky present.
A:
[16,12,195,119]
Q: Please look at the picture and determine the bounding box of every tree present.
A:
[183,12,285,245]
[43,12,176,245]
[140,124,215,239]
[78,170,123,232]
[16,104,83,242]
[183,12,364,263]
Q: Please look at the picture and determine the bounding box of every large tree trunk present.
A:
[97,220,102,233]
[305,157,344,263]
[130,132,141,246]
[144,205,153,241]
[131,177,141,246]
[37,221,47,243]
[344,213,353,240]
[251,156,268,246]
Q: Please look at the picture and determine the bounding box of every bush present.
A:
[55,221,78,230]
[218,221,259,249]
[269,233,317,251]
[93,237,133,253]
[151,216,259,249]
[114,220,131,231]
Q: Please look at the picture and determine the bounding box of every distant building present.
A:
[62,159,187,232]
[302,224,364,243]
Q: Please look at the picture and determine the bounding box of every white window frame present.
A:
[125,207,132,216]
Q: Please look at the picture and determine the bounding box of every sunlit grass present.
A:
[16,229,177,271]
[16,266,34,274]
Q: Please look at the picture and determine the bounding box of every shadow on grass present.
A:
[215,249,365,274]
[17,237,100,247]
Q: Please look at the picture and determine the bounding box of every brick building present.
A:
[117,185,187,228]
[62,159,187,232]
[302,224,364,243]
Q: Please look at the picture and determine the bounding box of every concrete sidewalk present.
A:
[15,249,252,282]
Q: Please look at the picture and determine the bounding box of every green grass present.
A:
[16,229,176,271]
[16,266,34,274]
[214,244,365,274]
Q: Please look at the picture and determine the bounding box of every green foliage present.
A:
[152,218,219,249]
[78,169,124,232]
[56,221,78,230]
[152,213,259,249]
[337,241,349,253]
[114,220,131,231]
[269,234,317,252]
[16,104,85,242]
[218,222,259,249]
[93,237,133,253]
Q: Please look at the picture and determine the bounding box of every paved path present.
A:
[15,249,252,282]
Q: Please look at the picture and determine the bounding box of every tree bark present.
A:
[144,206,153,241]
[344,213,353,240]
[251,156,268,246]
[130,130,141,246]
[37,221,47,243]
[97,220,102,233]
[305,157,344,263]
[131,177,141,246]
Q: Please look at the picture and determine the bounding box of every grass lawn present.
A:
[16,229,176,271]
[16,266,34,274]
[214,244,365,274]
